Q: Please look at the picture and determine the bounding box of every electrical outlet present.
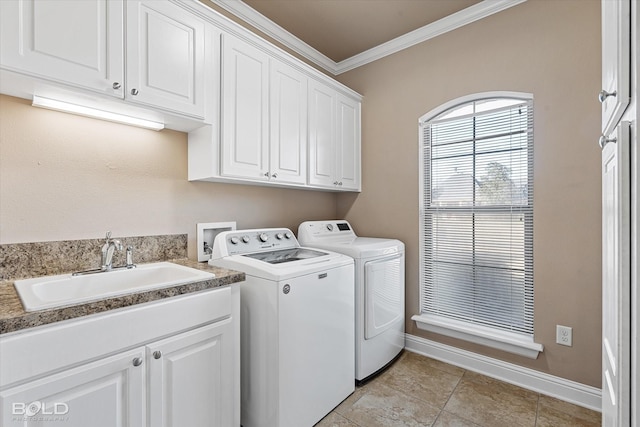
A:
[556,325,573,347]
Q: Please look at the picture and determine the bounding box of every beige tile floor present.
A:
[316,351,601,427]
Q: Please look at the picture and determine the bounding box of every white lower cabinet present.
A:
[1,347,145,427]
[147,319,234,427]
[0,287,239,427]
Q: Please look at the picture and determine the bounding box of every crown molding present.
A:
[336,0,527,74]
[211,0,338,73]
[212,0,527,75]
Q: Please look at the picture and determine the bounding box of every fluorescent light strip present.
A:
[32,95,165,131]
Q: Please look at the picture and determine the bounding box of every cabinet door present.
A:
[270,60,308,184]
[0,0,124,97]
[600,0,630,134]
[0,348,145,427]
[601,122,631,427]
[126,0,206,118]
[308,81,337,188]
[221,35,270,180]
[147,319,234,427]
[335,93,361,191]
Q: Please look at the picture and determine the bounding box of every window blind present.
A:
[421,98,534,336]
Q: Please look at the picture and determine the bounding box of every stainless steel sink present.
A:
[14,262,215,312]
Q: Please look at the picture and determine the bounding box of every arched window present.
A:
[415,92,541,358]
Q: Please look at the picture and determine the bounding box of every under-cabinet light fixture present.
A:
[32,95,165,131]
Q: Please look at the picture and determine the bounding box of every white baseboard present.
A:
[405,333,602,412]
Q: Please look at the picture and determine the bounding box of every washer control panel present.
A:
[213,228,297,257]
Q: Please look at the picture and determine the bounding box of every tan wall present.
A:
[0,95,337,258]
[0,0,602,388]
[336,0,602,387]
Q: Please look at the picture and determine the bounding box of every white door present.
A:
[278,265,355,427]
[600,0,630,135]
[147,319,234,427]
[308,81,337,188]
[364,255,404,339]
[270,60,308,184]
[126,0,206,118]
[335,93,361,191]
[220,34,270,180]
[602,121,631,427]
[0,0,124,97]
[0,348,145,427]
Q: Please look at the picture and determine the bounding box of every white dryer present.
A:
[298,220,405,383]
[209,228,355,427]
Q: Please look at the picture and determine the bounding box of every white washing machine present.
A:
[298,220,405,383]
[208,228,355,427]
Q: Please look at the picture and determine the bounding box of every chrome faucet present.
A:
[72,232,135,276]
[101,231,122,271]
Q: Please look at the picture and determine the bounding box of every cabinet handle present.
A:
[132,357,143,367]
[112,82,121,90]
[153,351,162,360]
[598,89,617,103]
[599,135,617,149]
[131,88,139,96]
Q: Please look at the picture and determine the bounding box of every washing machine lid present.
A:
[210,249,352,281]
[242,247,328,264]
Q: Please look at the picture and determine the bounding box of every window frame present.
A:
[413,91,543,359]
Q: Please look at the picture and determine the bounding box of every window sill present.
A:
[412,314,543,359]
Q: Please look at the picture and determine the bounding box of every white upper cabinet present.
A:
[0,0,125,97]
[600,0,630,134]
[269,60,308,185]
[309,80,362,191]
[335,93,361,191]
[0,0,210,123]
[220,34,270,180]
[126,0,207,119]
[308,81,337,188]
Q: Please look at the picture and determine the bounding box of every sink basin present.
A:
[14,262,215,312]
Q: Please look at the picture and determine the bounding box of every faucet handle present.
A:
[126,246,136,269]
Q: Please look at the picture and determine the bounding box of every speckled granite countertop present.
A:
[0,259,244,335]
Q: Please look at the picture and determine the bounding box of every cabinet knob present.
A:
[333,181,339,185]
[132,357,143,367]
[271,173,277,179]
[131,88,139,96]
[264,172,270,177]
[153,351,162,360]
[599,135,617,149]
[598,89,617,103]
[112,82,121,90]
[338,181,343,186]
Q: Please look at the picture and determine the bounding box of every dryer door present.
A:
[364,254,404,339]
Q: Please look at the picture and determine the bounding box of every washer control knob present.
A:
[242,235,250,243]
[326,224,334,231]
[284,232,293,239]
[259,233,269,242]
[276,233,284,240]
[230,236,240,245]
